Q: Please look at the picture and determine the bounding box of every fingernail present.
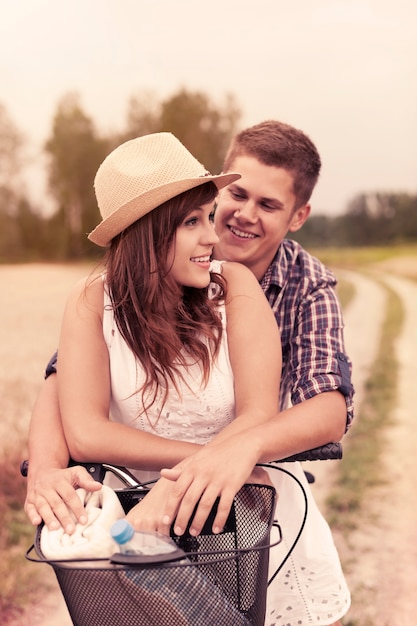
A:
[174,525,183,536]
[213,526,222,534]
[49,520,59,530]
[65,523,75,534]
[79,515,87,524]
[162,515,170,525]
[189,527,198,537]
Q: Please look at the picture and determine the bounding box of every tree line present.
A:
[292,191,417,248]
[1,90,416,262]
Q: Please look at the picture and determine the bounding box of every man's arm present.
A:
[161,389,346,535]
[278,268,354,438]
[160,268,353,534]
[24,374,101,534]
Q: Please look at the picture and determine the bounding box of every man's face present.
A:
[214,155,310,280]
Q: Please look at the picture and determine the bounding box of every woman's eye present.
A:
[184,217,198,226]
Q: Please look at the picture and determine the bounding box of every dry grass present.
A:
[0,440,42,623]
[0,263,93,622]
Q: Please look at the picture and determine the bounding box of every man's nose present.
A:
[234,200,257,222]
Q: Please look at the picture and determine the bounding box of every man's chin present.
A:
[215,244,248,264]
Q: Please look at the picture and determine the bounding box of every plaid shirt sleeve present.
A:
[45,350,58,378]
[287,280,354,431]
[264,243,354,432]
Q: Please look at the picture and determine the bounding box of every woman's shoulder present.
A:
[217,262,265,306]
[220,261,258,285]
[65,272,105,313]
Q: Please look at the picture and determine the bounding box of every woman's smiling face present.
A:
[167,200,219,288]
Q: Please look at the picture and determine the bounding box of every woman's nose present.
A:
[203,223,220,245]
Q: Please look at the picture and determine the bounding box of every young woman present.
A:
[56,132,281,536]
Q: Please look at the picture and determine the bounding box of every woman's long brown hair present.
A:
[104,182,226,418]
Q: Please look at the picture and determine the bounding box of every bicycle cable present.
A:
[257,463,308,586]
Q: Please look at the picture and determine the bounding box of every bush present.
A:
[0,442,44,623]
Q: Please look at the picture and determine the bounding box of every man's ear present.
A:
[288,203,311,233]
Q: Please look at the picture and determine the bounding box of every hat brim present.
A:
[88,171,240,247]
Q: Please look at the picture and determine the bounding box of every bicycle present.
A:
[25,462,282,626]
[23,441,342,625]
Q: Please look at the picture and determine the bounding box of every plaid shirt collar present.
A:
[259,241,292,291]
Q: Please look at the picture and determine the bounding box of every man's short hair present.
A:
[223,120,321,209]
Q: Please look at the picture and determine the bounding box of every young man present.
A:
[25,121,353,625]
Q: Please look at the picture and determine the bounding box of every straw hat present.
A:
[88,132,240,246]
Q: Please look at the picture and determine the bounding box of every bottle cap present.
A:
[110,519,135,544]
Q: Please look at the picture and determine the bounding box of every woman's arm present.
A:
[211,261,282,437]
[24,374,102,533]
[128,262,283,534]
[57,276,199,469]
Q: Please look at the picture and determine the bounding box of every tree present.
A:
[122,89,161,141]
[160,89,241,173]
[0,103,25,225]
[124,88,241,173]
[294,191,417,248]
[45,93,109,257]
[0,103,32,260]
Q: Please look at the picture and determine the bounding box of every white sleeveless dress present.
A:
[102,262,350,626]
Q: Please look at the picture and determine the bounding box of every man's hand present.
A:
[24,465,102,534]
[160,434,261,537]
[126,478,173,536]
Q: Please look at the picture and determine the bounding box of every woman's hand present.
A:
[24,465,102,534]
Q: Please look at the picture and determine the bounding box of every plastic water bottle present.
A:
[110,519,178,556]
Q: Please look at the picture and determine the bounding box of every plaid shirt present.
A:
[260,239,354,431]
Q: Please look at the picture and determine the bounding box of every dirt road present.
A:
[309,267,417,626]
[304,270,387,505]
[336,270,417,625]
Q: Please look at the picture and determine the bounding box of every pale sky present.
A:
[1,0,416,215]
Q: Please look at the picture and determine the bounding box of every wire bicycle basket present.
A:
[26,464,281,626]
